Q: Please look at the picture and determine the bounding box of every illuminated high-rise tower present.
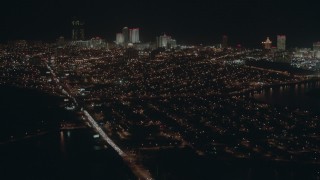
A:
[116,33,124,45]
[158,34,170,48]
[157,34,177,49]
[71,18,85,41]
[277,35,286,50]
[129,28,140,43]
[262,37,272,50]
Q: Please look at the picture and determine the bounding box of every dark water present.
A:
[0,86,135,180]
[145,147,320,180]
[253,80,320,114]
[0,129,136,180]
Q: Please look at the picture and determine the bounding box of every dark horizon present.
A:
[1,0,320,48]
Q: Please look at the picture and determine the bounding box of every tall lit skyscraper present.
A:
[122,27,129,44]
[277,35,286,50]
[158,34,169,48]
[222,35,228,49]
[262,37,272,50]
[116,33,124,45]
[129,28,140,43]
[72,18,85,41]
[157,34,177,49]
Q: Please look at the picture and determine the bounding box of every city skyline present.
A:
[1,0,320,47]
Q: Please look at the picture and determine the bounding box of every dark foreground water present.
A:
[0,86,135,180]
[143,147,320,180]
[254,80,320,114]
[0,129,135,180]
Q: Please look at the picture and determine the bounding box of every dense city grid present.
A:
[1,41,320,179]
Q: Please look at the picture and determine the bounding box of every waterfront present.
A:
[142,79,320,179]
[253,80,320,115]
[0,129,136,180]
[141,147,320,180]
[0,86,135,180]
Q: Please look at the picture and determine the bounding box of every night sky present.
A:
[1,0,319,47]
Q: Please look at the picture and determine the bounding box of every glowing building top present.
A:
[262,37,272,50]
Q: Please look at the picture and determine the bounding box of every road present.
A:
[46,60,153,180]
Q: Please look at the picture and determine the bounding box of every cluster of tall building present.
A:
[70,37,107,48]
[294,42,320,59]
[262,35,286,50]
[69,18,294,52]
[116,27,140,46]
[115,28,179,49]
[156,34,177,49]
